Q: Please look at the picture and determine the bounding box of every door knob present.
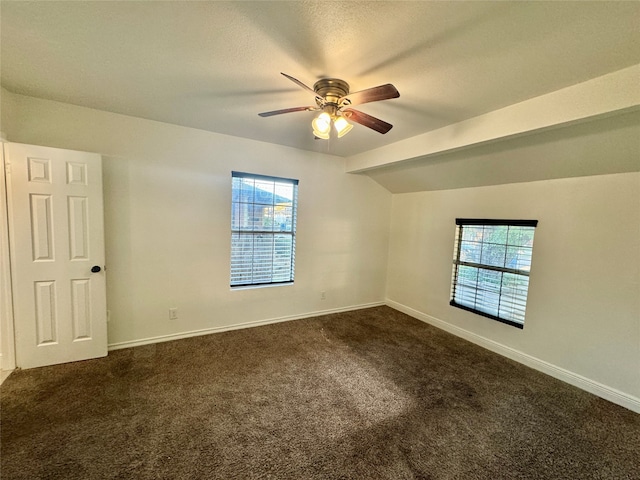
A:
[91,265,101,273]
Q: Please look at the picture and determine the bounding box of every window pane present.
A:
[231,202,241,231]
[457,265,479,288]
[257,205,274,231]
[502,273,529,301]
[500,273,529,323]
[249,204,265,230]
[483,225,509,244]
[274,206,293,232]
[507,226,535,247]
[272,234,293,282]
[478,268,501,291]
[239,178,255,203]
[254,180,274,205]
[460,240,482,263]
[230,233,254,285]
[462,226,483,242]
[505,246,532,271]
[252,235,274,283]
[231,173,298,287]
[451,220,536,327]
[274,183,294,205]
[480,242,506,268]
[475,268,502,316]
[454,284,477,307]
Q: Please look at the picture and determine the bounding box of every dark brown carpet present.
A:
[1,306,639,479]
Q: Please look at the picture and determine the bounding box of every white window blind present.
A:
[450,219,538,328]
[230,172,298,287]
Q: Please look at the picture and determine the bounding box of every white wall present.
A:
[3,88,638,412]
[386,173,640,409]
[1,90,391,347]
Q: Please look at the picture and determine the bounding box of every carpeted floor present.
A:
[1,306,639,479]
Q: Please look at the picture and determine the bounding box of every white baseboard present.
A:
[108,302,385,352]
[0,353,14,386]
[386,299,640,414]
[0,369,12,385]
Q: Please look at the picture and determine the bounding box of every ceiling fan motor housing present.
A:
[314,78,350,107]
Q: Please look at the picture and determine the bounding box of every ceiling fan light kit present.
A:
[259,73,400,140]
[312,108,353,139]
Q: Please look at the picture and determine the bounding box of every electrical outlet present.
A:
[169,308,178,320]
[320,291,326,300]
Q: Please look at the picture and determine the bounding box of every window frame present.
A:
[450,218,538,329]
[230,171,298,288]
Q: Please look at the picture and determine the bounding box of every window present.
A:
[450,219,538,328]
[230,172,298,287]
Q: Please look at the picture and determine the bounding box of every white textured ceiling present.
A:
[1,1,639,158]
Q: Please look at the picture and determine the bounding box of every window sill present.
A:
[230,282,294,291]
[450,300,524,329]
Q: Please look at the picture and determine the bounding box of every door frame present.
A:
[0,140,17,372]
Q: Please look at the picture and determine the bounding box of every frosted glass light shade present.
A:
[334,116,353,138]
[312,112,331,139]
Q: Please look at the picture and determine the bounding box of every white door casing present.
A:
[6,143,107,369]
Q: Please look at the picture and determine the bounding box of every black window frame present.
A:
[450,218,538,329]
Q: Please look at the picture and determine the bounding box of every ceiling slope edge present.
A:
[346,64,640,174]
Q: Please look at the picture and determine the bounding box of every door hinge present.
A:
[4,163,10,174]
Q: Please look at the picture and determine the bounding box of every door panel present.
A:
[7,143,107,369]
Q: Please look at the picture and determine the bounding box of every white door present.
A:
[6,143,107,369]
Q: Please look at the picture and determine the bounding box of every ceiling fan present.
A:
[258,73,400,139]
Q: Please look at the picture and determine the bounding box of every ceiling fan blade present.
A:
[281,72,321,99]
[342,108,393,134]
[340,84,400,107]
[258,106,317,117]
